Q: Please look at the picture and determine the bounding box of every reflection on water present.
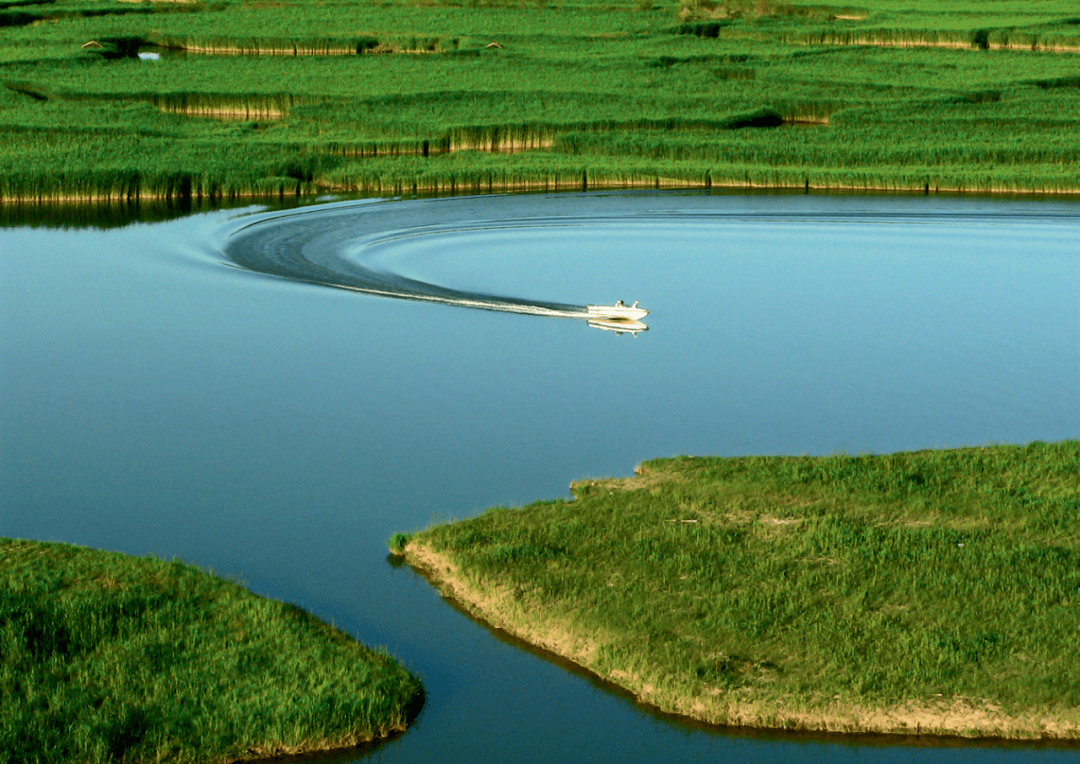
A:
[0,198,219,230]
[588,318,648,336]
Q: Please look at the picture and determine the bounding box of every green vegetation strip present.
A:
[394,441,1080,739]
[2,0,1080,202]
[1,539,422,763]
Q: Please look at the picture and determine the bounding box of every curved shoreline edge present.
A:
[400,540,1079,741]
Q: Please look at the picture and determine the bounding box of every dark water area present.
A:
[2,190,1078,762]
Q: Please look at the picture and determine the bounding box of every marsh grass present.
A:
[2,0,1080,200]
[400,442,1080,738]
[0,539,422,764]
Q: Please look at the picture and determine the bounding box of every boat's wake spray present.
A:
[221,199,649,335]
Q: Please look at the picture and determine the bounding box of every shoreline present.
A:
[3,178,1080,208]
[399,541,1079,742]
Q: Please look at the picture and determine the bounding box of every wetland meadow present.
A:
[2,0,1080,759]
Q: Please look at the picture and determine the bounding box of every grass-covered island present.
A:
[393,441,1080,739]
[0,539,422,763]
[2,0,1080,202]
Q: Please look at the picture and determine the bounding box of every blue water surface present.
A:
[1,191,1078,762]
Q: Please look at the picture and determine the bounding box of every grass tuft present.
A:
[388,533,412,555]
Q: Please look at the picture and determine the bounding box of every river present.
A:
[1,190,1077,762]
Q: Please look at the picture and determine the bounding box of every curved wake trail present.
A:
[222,198,593,320]
[219,192,1074,330]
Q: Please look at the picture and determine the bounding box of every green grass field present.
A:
[395,441,1080,738]
[1,0,1079,202]
[0,538,422,763]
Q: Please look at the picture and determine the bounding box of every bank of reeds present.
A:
[396,441,1080,739]
[146,35,462,56]
[1,538,422,764]
[793,26,1080,53]
[2,0,1080,202]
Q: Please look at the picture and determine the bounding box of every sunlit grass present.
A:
[2,0,1080,200]
[0,539,422,763]
[399,441,1080,737]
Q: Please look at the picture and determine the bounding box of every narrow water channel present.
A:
[1,191,1077,762]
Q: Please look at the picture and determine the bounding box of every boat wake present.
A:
[221,196,647,332]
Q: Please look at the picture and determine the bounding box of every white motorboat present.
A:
[586,300,649,321]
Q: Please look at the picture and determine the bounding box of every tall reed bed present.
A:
[794,28,1080,52]
[2,0,1080,201]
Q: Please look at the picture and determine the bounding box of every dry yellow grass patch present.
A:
[403,542,608,669]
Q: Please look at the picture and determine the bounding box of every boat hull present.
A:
[587,304,649,321]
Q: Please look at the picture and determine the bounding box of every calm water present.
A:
[2,191,1078,762]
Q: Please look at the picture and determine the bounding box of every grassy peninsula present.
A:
[0,538,422,763]
[394,441,1080,739]
[2,0,1080,202]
